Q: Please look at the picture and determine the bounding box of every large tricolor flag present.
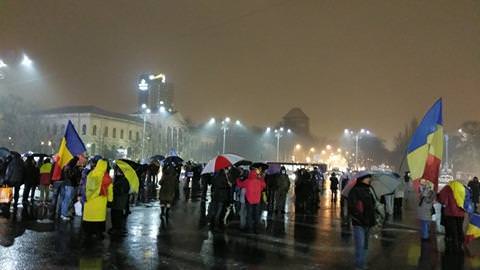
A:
[52,121,86,180]
[406,98,443,190]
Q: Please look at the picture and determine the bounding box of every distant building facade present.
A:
[38,106,145,159]
[137,74,175,112]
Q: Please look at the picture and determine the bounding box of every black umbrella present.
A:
[149,155,165,161]
[250,162,269,171]
[234,160,253,167]
[163,156,184,165]
[31,153,51,159]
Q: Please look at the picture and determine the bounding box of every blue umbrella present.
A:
[0,147,10,158]
[163,155,184,165]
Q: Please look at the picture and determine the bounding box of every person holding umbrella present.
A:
[159,165,178,219]
[348,173,375,270]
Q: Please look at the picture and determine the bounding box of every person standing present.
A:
[394,179,405,215]
[39,159,53,204]
[237,168,266,234]
[22,156,39,205]
[5,152,24,209]
[330,173,339,202]
[348,174,375,270]
[274,167,290,214]
[209,168,230,231]
[438,181,466,253]
[468,177,480,213]
[60,157,81,221]
[417,180,435,240]
[82,160,113,239]
[159,166,177,218]
[109,165,130,236]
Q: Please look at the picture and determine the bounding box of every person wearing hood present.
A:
[417,180,435,240]
[330,172,339,202]
[22,156,39,205]
[274,167,290,214]
[209,168,231,231]
[348,173,375,270]
[236,168,266,234]
[159,165,177,218]
[5,152,24,209]
[109,164,130,236]
[82,159,113,239]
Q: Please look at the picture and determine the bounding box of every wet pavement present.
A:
[1,186,479,270]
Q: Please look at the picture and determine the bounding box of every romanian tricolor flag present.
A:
[52,121,86,181]
[407,99,443,190]
[442,180,480,243]
[466,213,480,244]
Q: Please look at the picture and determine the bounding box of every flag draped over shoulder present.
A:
[52,121,86,180]
[407,99,443,190]
[443,180,479,244]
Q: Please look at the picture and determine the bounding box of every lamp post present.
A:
[274,127,292,162]
[141,104,150,160]
[220,117,235,154]
[344,128,371,170]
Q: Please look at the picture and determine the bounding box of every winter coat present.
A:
[63,166,82,187]
[330,176,339,191]
[211,171,230,203]
[348,182,376,227]
[417,187,435,221]
[236,171,266,204]
[438,185,465,217]
[5,155,24,186]
[39,163,52,186]
[276,173,290,194]
[112,175,130,210]
[23,160,39,186]
[159,170,177,202]
[468,180,480,204]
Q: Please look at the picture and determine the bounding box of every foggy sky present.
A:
[0,0,479,146]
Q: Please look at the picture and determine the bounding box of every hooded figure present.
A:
[5,152,24,208]
[159,166,177,217]
[237,169,266,233]
[109,165,130,236]
[23,156,39,204]
[274,167,290,214]
[468,177,480,212]
[82,159,113,238]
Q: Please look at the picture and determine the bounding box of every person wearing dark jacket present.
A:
[348,173,375,270]
[330,173,339,202]
[5,152,24,209]
[208,169,231,231]
[295,169,314,214]
[274,167,290,214]
[159,166,177,218]
[109,166,130,236]
[22,156,39,204]
[60,157,81,221]
[468,177,480,213]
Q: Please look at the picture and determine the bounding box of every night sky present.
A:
[0,1,479,145]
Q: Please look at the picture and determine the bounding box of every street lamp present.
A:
[141,107,151,160]
[274,127,292,162]
[220,117,238,154]
[21,54,33,67]
[344,128,372,170]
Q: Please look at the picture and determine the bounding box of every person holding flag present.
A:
[50,121,86,218]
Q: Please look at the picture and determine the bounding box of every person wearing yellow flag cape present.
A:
[82,159,113,239]
[108,160,139,236]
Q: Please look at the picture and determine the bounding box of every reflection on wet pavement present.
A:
[0,188,478,269]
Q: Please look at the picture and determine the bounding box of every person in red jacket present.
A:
[237,168,266,234]
[438,183,466,253]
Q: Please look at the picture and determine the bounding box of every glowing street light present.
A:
[344,128,373,170]
[235,120,241,126]
[21,54,33,67]
[265,127,271,133]
[0,59,7,68]
[295,144,302,150]
[326,145,332,150]
[208,118,216,125]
